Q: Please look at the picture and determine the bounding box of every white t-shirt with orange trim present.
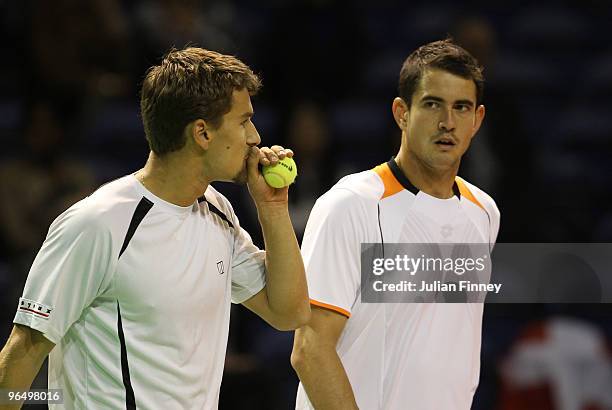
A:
[295,159,500,410]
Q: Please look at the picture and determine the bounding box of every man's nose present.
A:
[438,108,456,131]
[247,123,261,146]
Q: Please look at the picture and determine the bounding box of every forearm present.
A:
[0,326,52,397]
[292,344,358,410]
[0,359,37,410]
[0,356,30,410]
[257,204,309,322]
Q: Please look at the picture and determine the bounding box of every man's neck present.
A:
[395,151,458,199]
[135,152,210,207]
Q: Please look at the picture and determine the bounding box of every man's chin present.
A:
[231,168,248,185]
[429,149,463,165]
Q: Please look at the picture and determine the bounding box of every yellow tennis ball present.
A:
[262,157,298,188]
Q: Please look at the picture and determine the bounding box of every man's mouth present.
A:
[245,146,256,160]
[434,136,456,146]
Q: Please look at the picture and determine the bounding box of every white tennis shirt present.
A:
[14,174,266,409]
[296,159,500,410]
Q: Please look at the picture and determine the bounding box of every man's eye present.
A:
[425,101,439,108]
[455,105,470,112]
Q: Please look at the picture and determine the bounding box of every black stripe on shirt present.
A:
[119,197,154,258]
[452,180,461,198]
[117,302,136,410]
[387,157,419,195]
[200,198,234,229]
[377,203,385,259]
[388,157,462,199]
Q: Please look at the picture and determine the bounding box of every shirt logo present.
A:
[441,224,453,238]
[216,261,225,275]
[18,298,53,320]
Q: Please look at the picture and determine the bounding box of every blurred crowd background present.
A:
[1,1,612,409]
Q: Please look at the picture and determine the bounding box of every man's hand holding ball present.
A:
[262,157,297,188]
[247,145,297,206]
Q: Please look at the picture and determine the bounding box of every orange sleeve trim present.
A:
[310,299,351,318]
[455,177,485,211]
[373,163,403,199]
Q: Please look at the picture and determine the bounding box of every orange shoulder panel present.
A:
[455,177,485,211]
[373,163,403,199]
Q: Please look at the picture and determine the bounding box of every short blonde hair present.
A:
[140,47,262,155]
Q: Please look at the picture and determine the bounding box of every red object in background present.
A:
[497,319,612,410]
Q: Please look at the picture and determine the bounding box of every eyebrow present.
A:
[240,111,254,119]
[420,95,475,107]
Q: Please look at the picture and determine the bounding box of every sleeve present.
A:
[13,205,116,344]
[230,223,266,304]
[464,180,501,247]
[489,200,501,245]
[476,189,501,246]
[301,189,366,317]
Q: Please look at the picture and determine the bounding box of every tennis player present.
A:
[291,39,500,410]
[0,47,310,409]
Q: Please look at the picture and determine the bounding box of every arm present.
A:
[291,307,358,410]
[0,325,55,410]
[242,202,310,330]
[242,145,310,330]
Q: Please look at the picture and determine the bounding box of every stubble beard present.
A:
[232,162,248,185]
[409,144,459,175]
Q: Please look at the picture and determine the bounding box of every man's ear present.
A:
[472,105,486,137]
[191,119,211,150]
[392,97,409,130]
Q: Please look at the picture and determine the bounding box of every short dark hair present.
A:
[398,38,484,107]
[140,47,262,155]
